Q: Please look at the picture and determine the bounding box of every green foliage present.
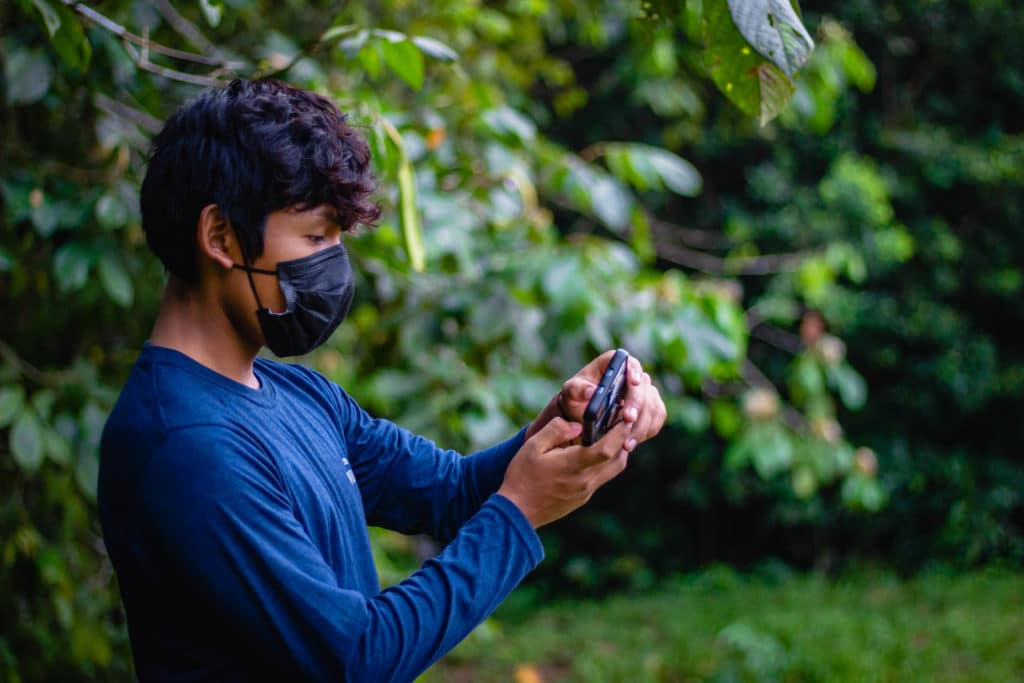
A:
[432,568,1024,682]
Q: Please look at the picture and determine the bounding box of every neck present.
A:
[149,276,262,389]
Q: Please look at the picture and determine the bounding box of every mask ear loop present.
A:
[232,234,277,313]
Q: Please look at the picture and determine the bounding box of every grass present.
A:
[425,567,1024,682]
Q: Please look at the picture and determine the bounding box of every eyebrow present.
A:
[308,206,342,226]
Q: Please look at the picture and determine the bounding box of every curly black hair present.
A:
[140,79,381,283]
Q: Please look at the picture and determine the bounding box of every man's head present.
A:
[140,78,380,284]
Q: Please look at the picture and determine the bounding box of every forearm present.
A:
[349,494,543,681]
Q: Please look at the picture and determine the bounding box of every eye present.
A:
[306,235,327,245]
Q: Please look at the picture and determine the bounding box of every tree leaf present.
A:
[95,193,129,230]
[30,0,61,36]
[830,363,867,410]
[98,253,133,307]
[704,0,803,125]
[53,241,94,292]
[30,203,60,237]
[44,429,71,466]
[751,422,793,478]
[0,385,26,428]
[727,0,815,77]
[5,48,53,106]
[645,146,702,196]
[380,38,424,90]
[603,143,702,196]
[320,24,359,43]
[76,449,100,500]
[704,0,763,119]
[481,107,536,143]
[11,411,45,473]
[49,2,92,71]
[589,175,633,231]
[380,117,426,271]
[411,36,458,63]
[755,62,797,126]
[198,0,223,28]
[397,159,426,271]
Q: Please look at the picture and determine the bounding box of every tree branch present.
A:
[147,0,218,56]
[123,38,227,87]
[649,215,734,250]
[0,340,69,386]
[62,0,244,70]
[653,233,809,276]
[746,312,804,354]
[93,92,162,134]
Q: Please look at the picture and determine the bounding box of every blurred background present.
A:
[1,0,1022,680]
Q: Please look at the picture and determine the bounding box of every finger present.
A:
[635,386,666,440]
[578,349,619,381]
[575,420,633,467]
[627,356,644,385]
[561,376,596,404]
[623,372,647,418]
[590,448,631,488]
[529,417,583,453]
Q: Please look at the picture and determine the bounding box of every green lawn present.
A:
[426,567,1024,682]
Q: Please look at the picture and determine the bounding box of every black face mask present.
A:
[233,244,355,357]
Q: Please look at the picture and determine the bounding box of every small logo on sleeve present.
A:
[342,457,356,485]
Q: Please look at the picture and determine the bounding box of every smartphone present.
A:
[582,349,630,446]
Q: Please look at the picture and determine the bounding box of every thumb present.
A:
[562,377,596,405]
[529,417,583,452]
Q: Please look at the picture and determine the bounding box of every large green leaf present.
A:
[411,36,458,63]
[603,143,702,197]
[703,0,805,124]
[727,0,814,77]
[380,38,424,90]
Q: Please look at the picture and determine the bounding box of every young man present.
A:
[98,78,665,682]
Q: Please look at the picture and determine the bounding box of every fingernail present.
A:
[627,407,638,420]
[627,438,638,450]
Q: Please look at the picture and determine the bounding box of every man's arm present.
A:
[328,350,665,542]
[330,382,526,542]
[141,426,543,682]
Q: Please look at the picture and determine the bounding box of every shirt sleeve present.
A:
[141,425,543,683]
[328,383,527,542]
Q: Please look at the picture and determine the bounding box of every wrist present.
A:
[497,486,542,529]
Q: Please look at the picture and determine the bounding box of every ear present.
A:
[196,204,237,271]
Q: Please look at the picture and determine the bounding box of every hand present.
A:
[499,418,636,528]
[527,350,667,446]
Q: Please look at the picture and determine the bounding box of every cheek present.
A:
[252,274,287,313]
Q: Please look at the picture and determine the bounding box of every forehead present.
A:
[266,205,340,231]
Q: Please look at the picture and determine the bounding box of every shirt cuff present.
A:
[489,493,544,566]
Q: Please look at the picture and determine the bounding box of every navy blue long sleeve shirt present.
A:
[97,344,543,682]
